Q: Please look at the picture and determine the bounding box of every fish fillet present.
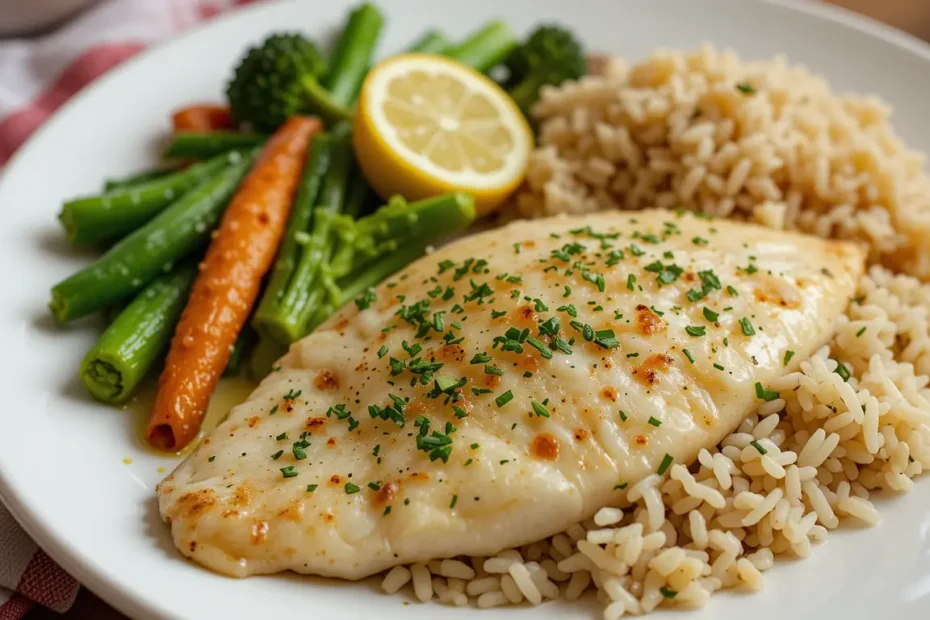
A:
[157,210,864,579]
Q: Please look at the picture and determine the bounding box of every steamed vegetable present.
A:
[252,131,334,338]
[50,152,256,322]
[60,150,245,245]
[103,168,177,192]
[321,3,385,106]
[504,25,586,116]
[164,131,266,160]
[146,116,320,452]
[171,104,235,132]
[262,123,354,344]
[226,33,348,131]
[447,20,517,73]
[80,266,197,403]
[406,30,451,55]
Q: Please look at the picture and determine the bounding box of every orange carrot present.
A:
[172,104,235,132]
[147,116,321,451]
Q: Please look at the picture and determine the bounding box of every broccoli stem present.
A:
[323,3,385,107]
[447,21,517,73]
[407,30,451,55]
[263,124,353,344]
[164,131,266,160]
[508,74,550,117]
[252,133,333,338]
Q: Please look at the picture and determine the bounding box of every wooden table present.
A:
[28,0,930,617]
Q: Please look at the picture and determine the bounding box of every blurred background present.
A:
[0,0,927,618]
[0,0,928,38]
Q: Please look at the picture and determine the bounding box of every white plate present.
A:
[2,0,930,618]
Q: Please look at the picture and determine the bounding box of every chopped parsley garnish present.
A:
[660,587,678,599]
[648,416,662,427]
[484,365,504,376]
[685,325,706,337]
[280,466,297,478]
[856,326,867,337]
[692,237,709,246]
[754,382,779,401]
[495,390,514,408]
[683,349,695,364]
[345,482,360,494]
[750,440,767,455]
[593,329,620,349]
[835,361,851,382]
[713,363,725,371]
[208,456,215,462]
[470,353,491,364]
[283,389,302,400]
[383,505,392,516]
[626,274,636,291]
[628,244,645,256]
[703,307,719,322]
[657,454,674,475]
[619,410,628,422]
[735,82,757,94]
[450,495,458,509]
[614,482,628,490]
[739,317,756,336]
[582,271,606,292]
[531,400,551,418]
[490,309,507,319]
[367,481,382,491]
[557,304,577,318]
[306,484,318,492]
[355,287,376,310]
[271,450,284,460]
[784,350,795,365]
[276,432,287,441]
[377,345,389,358]
[727,285,738,296]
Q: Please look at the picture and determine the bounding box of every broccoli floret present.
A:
[504,25,587,117]
[226,33,349,132]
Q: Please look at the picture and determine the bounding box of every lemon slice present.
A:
[354,53,532,216]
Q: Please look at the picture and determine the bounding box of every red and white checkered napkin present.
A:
[0,0,257,616]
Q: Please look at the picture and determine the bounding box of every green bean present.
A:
[60,150,244,246]
[79,266,197,403]
[164,131,266,160]
[50,151,256,323]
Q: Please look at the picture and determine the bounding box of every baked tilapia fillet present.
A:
[158,209,864,580]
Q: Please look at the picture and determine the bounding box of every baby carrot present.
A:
[146,116,321,451]
[171,104,235,132]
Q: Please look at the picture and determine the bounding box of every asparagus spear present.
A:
[164,131,266,160]
[104,168,177,192]
[446,21,517,73]
[407,30,452,55]
[60,150,245,246]
[79,266,197,403]
[264,124,354,343]
[323,3,385,107]
[252,132,333,338]
[50,151,256,323]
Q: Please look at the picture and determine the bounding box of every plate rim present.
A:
[3,0,930,618]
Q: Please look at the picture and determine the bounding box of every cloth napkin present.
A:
[0,2,257,615]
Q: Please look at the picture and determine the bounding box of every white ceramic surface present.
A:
[2,0,930,618]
